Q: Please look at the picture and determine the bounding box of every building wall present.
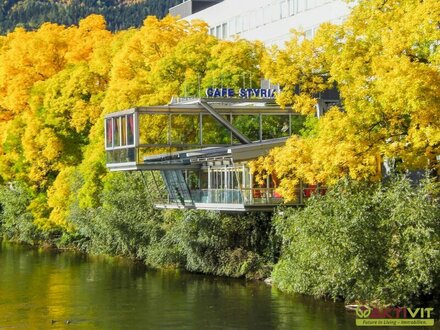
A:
[180,0,350,47]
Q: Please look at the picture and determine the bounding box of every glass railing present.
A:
[190,189,244,204]
[188,187,326,206]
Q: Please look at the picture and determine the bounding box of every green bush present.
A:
[0,182,41,244]
[272,175,440,306]
[69,172,164,259]
[155,210,276,279]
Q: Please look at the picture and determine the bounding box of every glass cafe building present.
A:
[105,90,336,211]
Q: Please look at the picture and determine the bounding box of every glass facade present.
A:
[262,114,290,140]
[106,109,306,165]
[170,114,200,145]
[202,114,231,145]
[290,114,307,134]
[232,114,260,142]
[139,114,168,145]
[105,108,318,208]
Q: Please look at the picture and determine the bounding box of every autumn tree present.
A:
[253,0,440,200]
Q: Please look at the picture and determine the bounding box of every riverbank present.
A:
[1,175,439,309]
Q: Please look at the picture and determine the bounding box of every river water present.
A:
[0,241,366,329]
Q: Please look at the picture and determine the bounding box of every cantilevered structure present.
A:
[105,96,332,211]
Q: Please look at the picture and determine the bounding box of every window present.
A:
[209,27,215,35]
[113,117,121,147]
[228,19,236,36]
[262,115,290,140]
[171,114,200,145]
[290,114,306,135]
[297,0,305,12]
[242,14,249,32]
[138,114,168,145]
[202,115,231,145]
[236,16,242,33]
[121,116,127,146]
[216,25,221,38]
[222,23,227,39]
[232,115,260,143]
[106,118,113,148]
[288,0,295,15]
[127,114,134,145]
[263,5,271,24]
[271,2,281,21]
[280,1,288,18]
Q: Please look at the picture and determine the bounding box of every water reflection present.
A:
[0,241,364,329]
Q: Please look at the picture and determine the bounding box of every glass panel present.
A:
[106,148,136,164]
[262,115,290,140]
[290,114,307,135]
[113,117,121,147]
[200,170,209,189]
[232,114,260,142]
[121,116,127,146]
[171,114,200,145]
[127,114,134,145]
[202,114,231,145]
[186,170,200,190]
[138,114,168,145]
[161,170,193,205]
[106,118,113,148]
[138,146,176,163]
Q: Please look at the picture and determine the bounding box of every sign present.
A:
[205,87,277,99]
[355,306,435,327]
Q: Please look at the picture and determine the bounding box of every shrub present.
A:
[272,175,440,306]
[0,182,42,244]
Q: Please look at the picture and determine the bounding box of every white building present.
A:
[170,0,350,47]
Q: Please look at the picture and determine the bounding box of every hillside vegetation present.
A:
[0,0,180,34]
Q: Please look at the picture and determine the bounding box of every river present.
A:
[0,241,370,329]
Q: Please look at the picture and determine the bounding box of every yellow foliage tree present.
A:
[254,0,440,200]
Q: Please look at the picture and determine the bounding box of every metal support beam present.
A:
[198,101,251,144]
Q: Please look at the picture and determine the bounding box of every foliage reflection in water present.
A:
[0,241,362,329]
